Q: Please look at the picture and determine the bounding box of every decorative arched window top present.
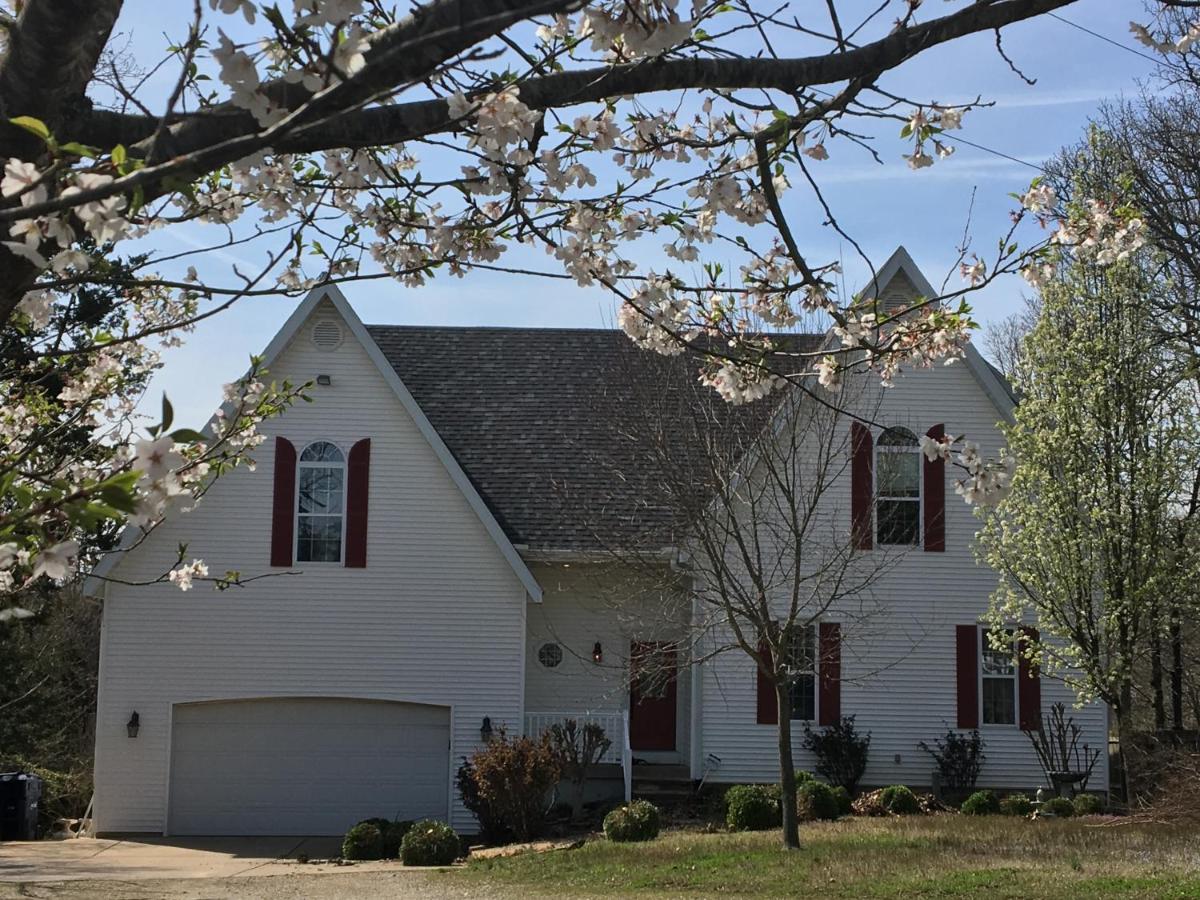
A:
[877,426,919,448]
[876,426,920,546]
[297,441,345,562]
[300,440,344,463]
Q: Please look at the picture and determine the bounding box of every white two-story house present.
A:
[85,248,1107,836]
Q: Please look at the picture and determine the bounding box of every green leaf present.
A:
[10,116,50,141]
[168,428,206,443]
[59,141,99,158]
[111,144,127,166]
[160,393,174,434]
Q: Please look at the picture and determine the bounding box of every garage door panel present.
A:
[168,698,450,835]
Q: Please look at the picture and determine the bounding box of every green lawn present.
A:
[457,816,1200,898]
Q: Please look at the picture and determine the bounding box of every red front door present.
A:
[629,641,677,751]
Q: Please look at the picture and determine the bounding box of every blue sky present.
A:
[111,0,1159,428]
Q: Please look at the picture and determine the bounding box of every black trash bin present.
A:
[0,772,42,840]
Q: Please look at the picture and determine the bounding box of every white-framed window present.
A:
[785,624,816,721]
[876,426,921,546]
[296,441,346,563]
[980,628,1017,726]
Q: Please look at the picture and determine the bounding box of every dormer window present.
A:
[297,441,345,562]
[875,426,920,546]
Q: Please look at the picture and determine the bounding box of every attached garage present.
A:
[167,697,450,835]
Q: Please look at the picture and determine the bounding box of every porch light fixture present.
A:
[480,716,493,742]
[592,642,603,664]
[126,711,140,739]
[316,374,332,386]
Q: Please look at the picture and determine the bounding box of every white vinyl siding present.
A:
[93,300,527,835]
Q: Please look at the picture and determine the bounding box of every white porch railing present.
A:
[523,710,626,766]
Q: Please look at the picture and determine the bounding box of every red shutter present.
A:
[756,642,777,725]
[851,422,873,550]
[924,423,945,552]
[345,438,371,568]
[955,625,979,729]
[270,436,297,567]
[1018,626,1042,731]
[818,622,841,726]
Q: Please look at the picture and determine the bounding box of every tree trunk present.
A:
[1171,606,1185,731]
[774,680,800,849]
[1151,610,1166,731]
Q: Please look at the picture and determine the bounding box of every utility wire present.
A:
[1048,12,1167,67]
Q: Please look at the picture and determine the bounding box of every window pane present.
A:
[789,674,815,721]
[786,626,815,672]
[877,499,919,545]
[297,515,342,562]
[877,427,918,447]
[298,466,344,514]
[300,441,344,462]
[877,452,920,497]
[982,677,1015,725]
[982,648,1015,677]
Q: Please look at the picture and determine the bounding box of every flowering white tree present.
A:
[0,0,1186,611]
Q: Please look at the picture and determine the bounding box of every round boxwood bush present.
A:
[1073,793,1103,816]
[1039,797,1075,818]
[879,785,920,815]
[400,819,461,866]
[1000,793,1034,817]
[355,818,413,859]
[797,781,840,821]
[342,822,384,861]
[603,799,662,842]
[831,785,853,817]
[725,784,781,831]
[961,790,1001,816]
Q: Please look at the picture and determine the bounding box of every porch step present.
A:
[632,763,694,802]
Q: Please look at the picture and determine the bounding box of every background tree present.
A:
[977,249,1200,800]
[0,0,1167,603]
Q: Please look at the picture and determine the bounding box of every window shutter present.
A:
[1018,625,1042,731]
[270,436,297,567]
[923,423,946,552]
[955,625,979,729]
[345,438,371,568]
[851,422,873,550]
[818,622,841,726]
[756,642,777,725]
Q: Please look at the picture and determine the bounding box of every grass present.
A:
[456,815,1200,898]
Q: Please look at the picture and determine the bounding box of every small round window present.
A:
[538,643,563,668]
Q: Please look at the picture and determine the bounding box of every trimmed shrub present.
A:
[831,785,853,817]
[355,819,413,859]
[1039,797,1075,818]
[796,781,840,821]
[879,785,920,815]
[1000,793,1034,817]
[802,716,872,793]
[603,800,661,842]
[342,822,384,861]
[1073,793,1104,816]
[725,784,781,831]
[794,770,815,786]
[961,790,1001,816]
[400,819,460,866]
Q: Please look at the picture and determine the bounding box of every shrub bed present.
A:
[879,785,921,815]
[1000,793,1034,816]
[400,819,461,866]
[725,784,781,831]
[796,781,840,821]
[603,800,661,842]
[1039,797,1075,818]
[831,785,853,817]
[1073,793,1103,816]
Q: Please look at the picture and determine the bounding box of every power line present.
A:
[940,133,1045,173]
[1048,12,1166,67]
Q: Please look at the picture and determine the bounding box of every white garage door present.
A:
[168,698,450,835]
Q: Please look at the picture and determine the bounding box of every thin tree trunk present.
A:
[775,680,799,850]
[1151,602,1166,730]
[1170,606,1185,731]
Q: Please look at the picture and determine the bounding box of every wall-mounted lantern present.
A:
[316,374,332,386]
[126,711,140,739]
[480,716,493,742]
[592,641,603,664]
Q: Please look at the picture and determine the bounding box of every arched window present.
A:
[876,426,920,546]
[296,441,345,562]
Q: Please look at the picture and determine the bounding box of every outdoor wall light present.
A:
[316,374,332,386]
[126,711,140,739]
[480,716,493,742]
[592,641,603,664]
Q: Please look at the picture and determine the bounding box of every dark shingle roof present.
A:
[365,326,822,551]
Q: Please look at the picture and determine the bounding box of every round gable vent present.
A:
[311,318,344,351]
